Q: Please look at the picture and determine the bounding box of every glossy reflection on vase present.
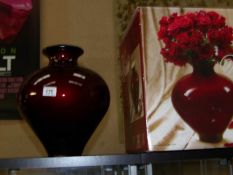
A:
[17,44,110,156]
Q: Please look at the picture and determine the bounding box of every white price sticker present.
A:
[42,86,57,97]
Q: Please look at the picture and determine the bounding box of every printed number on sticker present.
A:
[43,86,57,97]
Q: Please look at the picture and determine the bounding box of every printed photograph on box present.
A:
[120,7,233,153]
[0,0,40,119]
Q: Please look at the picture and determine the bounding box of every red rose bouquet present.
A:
[157,10,233,66]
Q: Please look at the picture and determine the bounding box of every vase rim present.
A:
[42,44,84,58]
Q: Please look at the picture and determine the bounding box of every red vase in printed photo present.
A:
[157,10,233,143]
[171,61,233,142]
[17,44,110,156]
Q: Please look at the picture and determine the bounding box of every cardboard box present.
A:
[119,7,233,153]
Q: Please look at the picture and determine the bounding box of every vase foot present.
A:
[199,134,222,143]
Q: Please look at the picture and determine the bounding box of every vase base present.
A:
[199,134,222,143]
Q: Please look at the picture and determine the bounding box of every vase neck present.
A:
[43,45,84,66]
[192,61,215,76]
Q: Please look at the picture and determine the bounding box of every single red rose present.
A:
[167,15,193,35]
[162,37,171,45]
[186,12,196,21]
[196,11,212,32]
[169,42,184,56]
[161,42,188,66]
[217,46,233,60]
[157,26,168,39]
[176,30,203,48]
[207,11,225,28]
[159,16,169,26]
[198,44,215,61]
[208,26,233,47]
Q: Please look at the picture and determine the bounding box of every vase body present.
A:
[171,61,233,143]
[17,45,110,156]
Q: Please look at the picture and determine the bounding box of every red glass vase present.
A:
[17,44,110,156]
[171,61,233,143]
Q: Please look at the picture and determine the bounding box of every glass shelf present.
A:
[0,148,233,175]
